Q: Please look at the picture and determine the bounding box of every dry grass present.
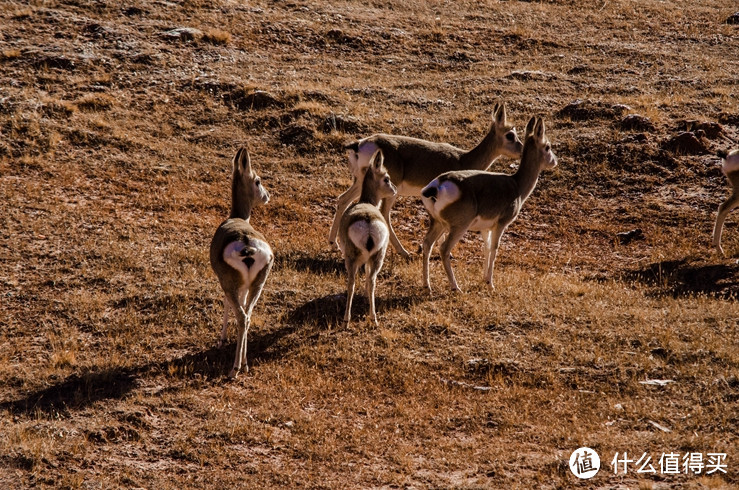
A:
[203,29,232,46]
[1,0,738,487]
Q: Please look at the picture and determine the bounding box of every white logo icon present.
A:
[570,447,600,479]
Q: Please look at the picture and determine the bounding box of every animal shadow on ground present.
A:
[0,326,307,417]
[275,249,344,276]
[626,258,739,299]
[285,292,425,329]
[0,286,425,418]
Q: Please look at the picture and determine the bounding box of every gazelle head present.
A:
[230,146,269,220]
[233,146,269,204]
[719,148,739,177]
[361,149,397,204]
[523,116,557,170]
[491,102,524,159]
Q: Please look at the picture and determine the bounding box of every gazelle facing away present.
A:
[712,149,739,256]
[421,116,557,292]
[339,149,397,326]
[329,102,523,258]
[210,147,274,377]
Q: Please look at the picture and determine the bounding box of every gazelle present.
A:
[339,149,397,325]
[329,102,523,258]
[210,147,274,377]
[712,149,739,256]
[420,116,557,292]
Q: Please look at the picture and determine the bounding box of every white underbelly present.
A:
[468,216,498,231]
[396,181,424,197]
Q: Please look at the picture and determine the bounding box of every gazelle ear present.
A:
[491,102,500,122]
[494,101,507,126]
[370,149,384,171]
[525,116,537,137]
[233,147,251,175]
[534,117,546,141]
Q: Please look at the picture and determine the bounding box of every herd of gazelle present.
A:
[209,102,739,377]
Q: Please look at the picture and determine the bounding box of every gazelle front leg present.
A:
[440,227,467,292]
[484,223,506,289]
[422,218,446,292]
[482,230,492,278]
[329,178,362,249]
[713,194,739,256]
[380,194,411,259]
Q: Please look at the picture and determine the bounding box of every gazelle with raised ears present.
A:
[339,149,397,326]
[712,149,739,256]
[210,147,273,377]
[329,102,523,258]
[420,116,557,292]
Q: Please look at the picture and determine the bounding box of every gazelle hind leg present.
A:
[344,259,360,326]
[218,295,232,348]
[422,218,446,292]
[222,287,248,378]
[713,195,739,256]
[440,227,467,292]
[236,260,273,373]
[365,247,387,325]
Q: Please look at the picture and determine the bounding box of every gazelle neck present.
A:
[513,143,542,202]
[460,123,498,170]
[359,171,382,207]
[230,180,253,221]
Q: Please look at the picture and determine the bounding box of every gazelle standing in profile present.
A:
[210,147,273,377]
[420,116,557,292]
[329,102,523,258]
[339,149,397,326]
[712,149,739,256]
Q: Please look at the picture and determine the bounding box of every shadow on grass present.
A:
[0,369,139,417]
[625,258,739,299]
[274,249,344,276]
[0,290,426,417]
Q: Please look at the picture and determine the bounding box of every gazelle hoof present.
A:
[228,365,248,378]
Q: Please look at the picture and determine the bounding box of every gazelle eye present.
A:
[545,144,551,152]
[506,132,515,142]
[384,177,390,184]
[255,178,261,186]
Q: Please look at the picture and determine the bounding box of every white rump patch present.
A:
[421,179,461,220]
[723,151,739,175]
[223,239,273,285]
[347,220,389,259]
